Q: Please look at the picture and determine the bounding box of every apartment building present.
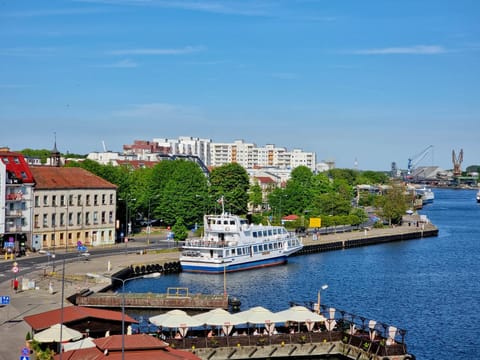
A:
[29,167,117,250]
[0,149,35,255]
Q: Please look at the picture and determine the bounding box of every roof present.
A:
[56,334,201,360]
[282,214,299,221]
[115,160,158,169]
[29,167,117,190]
[24,306,137,331]
[0,151,35,183]
[255,176,275,184]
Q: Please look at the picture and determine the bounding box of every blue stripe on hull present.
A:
[181,256,288,274]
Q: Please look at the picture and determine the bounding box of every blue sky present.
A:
[1,0,479,171]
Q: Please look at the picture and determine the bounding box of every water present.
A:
[124,188,480,359]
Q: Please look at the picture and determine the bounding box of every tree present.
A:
[172,217,188,241]
[375,184,408,225]
[209,163,250,215]
[249,180,263,213]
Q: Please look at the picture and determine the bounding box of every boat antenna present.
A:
[217,196,225,214]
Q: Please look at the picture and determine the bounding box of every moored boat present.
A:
[415,186,435,205]
[476,189,480,203]
[180,212,303,274]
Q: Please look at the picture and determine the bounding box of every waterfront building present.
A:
[0,148,35,255]
[29,166,117,250]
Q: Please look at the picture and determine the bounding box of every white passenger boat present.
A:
[476,189,480,203]
[415,186,435,204]
[180,212,303,274]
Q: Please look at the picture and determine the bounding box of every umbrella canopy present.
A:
[33,323,83,343]
[193,308,245,326]
[149,309,204,329]
[275,306,326,323]
[62,337,96,352]
[236,306,283,325]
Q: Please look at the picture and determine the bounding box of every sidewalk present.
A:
[0,249,179,360]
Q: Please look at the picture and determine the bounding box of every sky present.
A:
[1,0,479,171]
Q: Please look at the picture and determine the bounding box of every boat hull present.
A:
[181,255,289,274]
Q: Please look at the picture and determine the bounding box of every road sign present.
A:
[21,347,29,356]
[12,266,19,273]
[1,296,10,305]
[20,356,30,360]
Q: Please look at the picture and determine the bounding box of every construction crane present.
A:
[407,145,434,176]
[452,149,463,176]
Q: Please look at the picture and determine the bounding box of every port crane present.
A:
[407,145,434,176]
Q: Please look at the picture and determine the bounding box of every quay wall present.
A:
[296,224,438,256]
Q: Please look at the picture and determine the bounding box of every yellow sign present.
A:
[309,217,321,228]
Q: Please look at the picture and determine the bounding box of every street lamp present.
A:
[316,284,328,314]
[118,197,136,251]
[92,272,160,360]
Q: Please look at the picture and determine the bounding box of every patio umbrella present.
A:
[275,306,326,332]
[149,309,204,338]
[33,324,83,343]
[236,306,282,335]
[193,308,245,346]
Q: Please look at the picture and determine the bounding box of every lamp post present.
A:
[93,272,160,360]
[316,284,328,314]
[119,197,136,252]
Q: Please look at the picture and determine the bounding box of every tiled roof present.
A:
[24,306,137,331]
[255,176,275,184]
[56,334,201,360]
[116,160,158,169]
[0,151,35,183]
[30,167,117,190]
[282,214,299,221]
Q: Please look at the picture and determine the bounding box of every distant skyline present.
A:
[1,0,479,171]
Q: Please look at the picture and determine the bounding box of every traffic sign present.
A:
[20,356,30,360]
[12,266,19,273]
[1,296,10,305]
[21,347,29,356]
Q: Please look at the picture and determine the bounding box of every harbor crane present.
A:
[407,145,434,176]
[452,149,463,176]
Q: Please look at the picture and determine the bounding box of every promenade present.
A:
[0,221,436,359]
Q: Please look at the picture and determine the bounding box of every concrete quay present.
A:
[0,222,435,359]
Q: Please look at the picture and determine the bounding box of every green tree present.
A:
[209,163,250,215]
[172,217,188,241]
[154,160,208,227]
[249,180,263,213]
[375,184,408,225]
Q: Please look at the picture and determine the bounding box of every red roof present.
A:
[282,214,299,221]
[0,151,35,183]
[30,167,117,190]
[56,334,201,360]
[24,306,137,331]
[255,176,275,184]
[116,160,158,169]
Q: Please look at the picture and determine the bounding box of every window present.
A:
[13,157,20,164]
[43,214,48,227]
[77,212,82,225]
[35,196,40,207]
[43,195,48,206]
[110,194,114,205]
[109,211,113,223]
[51,213,56,227]
[94,195,98,206]
[69,194,74,206]
[86,195,90,206]
[102,194,106,205]
[60,213,65,227]
[93,211,98,224]
[85,212,90,225]
[21,171,27,179]
[34,214,39,228]
[2,157,9,164]
[77,194,82,206]
[60,195,65,206]
[52,195,57,207]
[101,211,106,224]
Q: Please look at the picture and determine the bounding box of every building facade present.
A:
[29,167,117,250]
[0,149,35,256]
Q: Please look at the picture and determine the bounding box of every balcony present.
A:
[6,193,23,201]
[5,210,23,217]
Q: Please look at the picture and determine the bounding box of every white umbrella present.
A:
[236,306,283,335]
[150,309,204,338]
[275,306,326,324]
[34,324,83,343]
[193,308,245,327]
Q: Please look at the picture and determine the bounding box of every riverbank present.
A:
[0,222,437,359]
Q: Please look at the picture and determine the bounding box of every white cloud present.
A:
[351,45,447,55]
[107,45,205,56]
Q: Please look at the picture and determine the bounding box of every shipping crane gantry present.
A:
[407,145,434,176]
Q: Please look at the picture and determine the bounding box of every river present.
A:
[124,188,480,359]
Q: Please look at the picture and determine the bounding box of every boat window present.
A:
[274,243,278,249]
[269,243,273,250]
[268,230,272,236]
[230,220,235,225]
[225,250,230,256]
[232,248,236,255]
[253,246,258,252]
[253,232,257,238]
[263,230,268,237]
[273,229,277,235]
